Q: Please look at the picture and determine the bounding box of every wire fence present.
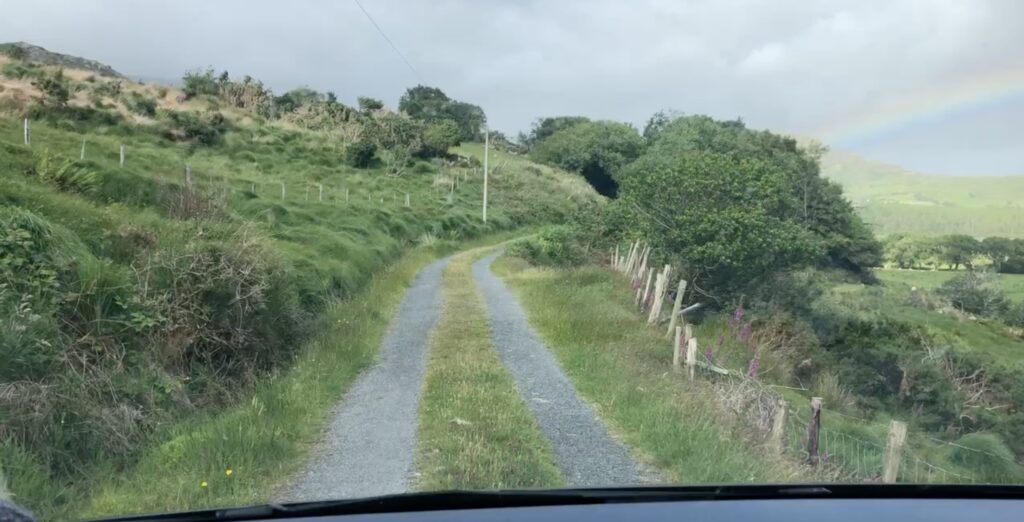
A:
[611,239,1017,485]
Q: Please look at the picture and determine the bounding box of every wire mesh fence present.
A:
[612,239,1017,485]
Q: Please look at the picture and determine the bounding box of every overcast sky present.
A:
[3,0,1023,175]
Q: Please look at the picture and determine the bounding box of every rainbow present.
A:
[816,66,1024,147]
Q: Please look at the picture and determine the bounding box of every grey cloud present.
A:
[2,0,1022,174]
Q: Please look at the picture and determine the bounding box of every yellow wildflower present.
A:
[225,468,233,476]
[200,481,208,488]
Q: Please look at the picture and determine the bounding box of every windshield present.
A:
[2,1,1023,520]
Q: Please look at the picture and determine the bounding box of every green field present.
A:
[819,148,1024,237]
[876,269,1024,303]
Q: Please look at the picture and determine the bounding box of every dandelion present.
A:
[200,481,208,488]
[225,468,233,477]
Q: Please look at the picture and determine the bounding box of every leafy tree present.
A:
[443,101,486,141]
[398,86,486,141]
[617,151,823,299]
[357,96,384,112]
[398,85,450,120]
[939,234,981,270]
[418,119,461,158]
[1002,239,1024,274]
[523,116,590,148]
[366,113,423,175]
[530,121,643,197]
[982,236,1015,272]
[637,115,882,276]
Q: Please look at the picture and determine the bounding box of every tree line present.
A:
[884,234,1024,273]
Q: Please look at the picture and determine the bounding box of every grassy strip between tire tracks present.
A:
[57,234,520,520]
[491,256,806,484]
[415,248,563,490]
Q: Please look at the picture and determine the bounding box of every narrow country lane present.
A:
[472,251,658,486]
[281,256,452,502]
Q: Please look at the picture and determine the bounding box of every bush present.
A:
[31,69,70,107]
[507,226,585,267]
[949,432,1024,483]
[160,109,228,145]
[344,139,376,168]
[937,271,1009,317]
[181,68,219,99]
[125,92,157,117]
[1,61,41,79]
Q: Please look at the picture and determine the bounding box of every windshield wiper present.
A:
[89,484,1024,522]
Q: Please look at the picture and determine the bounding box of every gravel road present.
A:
[472,251,657,486]
[281,256,451,502]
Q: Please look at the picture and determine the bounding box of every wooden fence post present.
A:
[672,326,683,372]
[80,138,86,160]
[805,397,823,466]
[641,267,655,310]
[648,265,671,324]
[280,181,286,200]
[345,188,350,203]
[305,185,310,201]
[23,118,30,146]
[251,183,256,195]
[185,164,193,189]
[405,193,410,207]
[686,337,697,381]
[614,245,620,270]
[666,279,688,337]
[319,184,324,202]
[624,241,639,275]
[882,420,908,483]
[119,144,125,167]
[770,398,787,454]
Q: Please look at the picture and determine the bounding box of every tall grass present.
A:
[492,257,805,484]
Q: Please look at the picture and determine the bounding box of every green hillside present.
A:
[0,53,597,517]
[820,148,1024,237]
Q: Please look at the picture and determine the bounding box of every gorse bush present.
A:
[125,92,157,117]
[507,226,586,267]
[160,109,228,145]
[937,271,1009,316]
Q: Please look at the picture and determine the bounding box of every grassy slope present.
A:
[492,257,805,484]
[78,234,519,520]
[820,148,1024,237]
[876,269,1024,303]
[0,64,599,519]
[415,248,562,490]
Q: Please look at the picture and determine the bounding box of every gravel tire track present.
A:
[472,251,656,487]
[282,256,451,502]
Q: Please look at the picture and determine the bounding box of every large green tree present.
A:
[612,114,881,300]
[939,234,981,270]
[521,116,590,148]
[530,121,643,197]
[398,85,486,141]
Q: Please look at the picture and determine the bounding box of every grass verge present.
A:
[415,248,563,490]
[58,234,516,520]
[492,256,806,484]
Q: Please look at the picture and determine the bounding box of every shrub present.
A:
[1,61,41,79]
[937,271,1010,317]
[181,68,219,99]
[160,109,228,145]
[125,92,157,117]
[344,139,376,168]
[31,69,70,107]
[949,432,1024,483]
[507,226,585,267]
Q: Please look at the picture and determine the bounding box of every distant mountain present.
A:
[0,41,122,77]
[817,147,1024,237]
